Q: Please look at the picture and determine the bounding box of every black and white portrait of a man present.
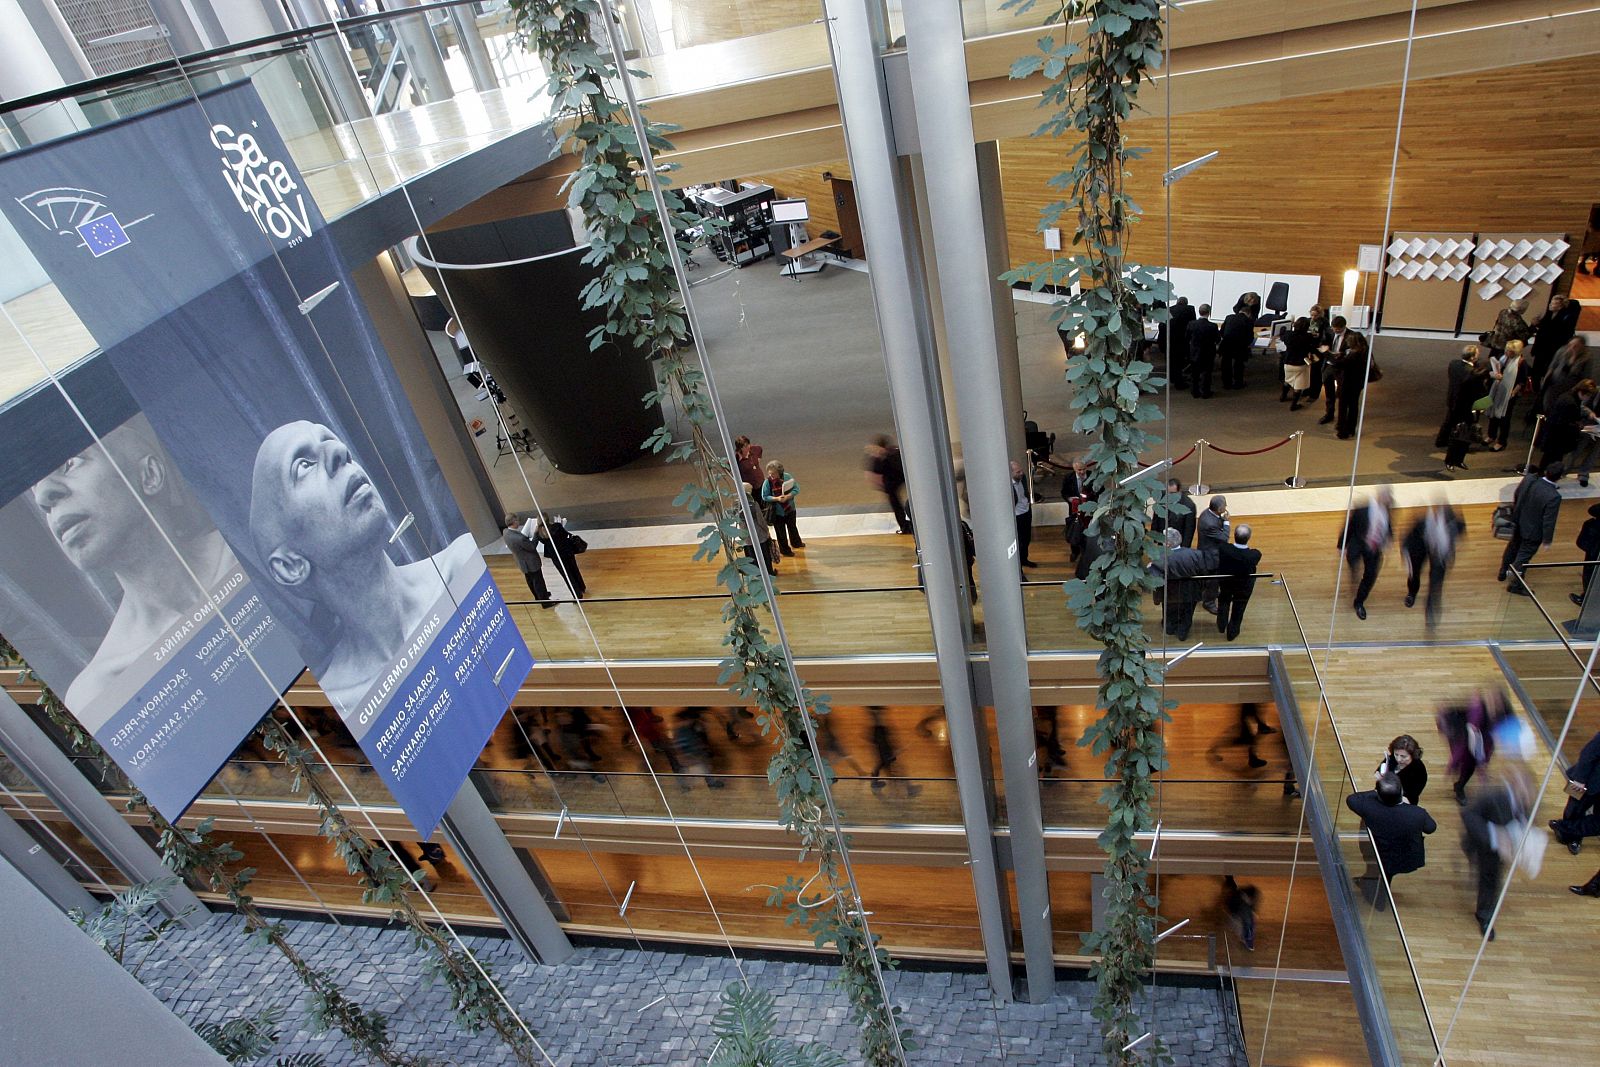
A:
[24,414,240,729]
[247,420,478,708]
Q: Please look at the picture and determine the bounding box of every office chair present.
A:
[1256,281,1289,327]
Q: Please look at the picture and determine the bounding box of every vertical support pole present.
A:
[1190,439,1209,496]
[1287,430,1306,488]
[900,3,1055,1001]
[976,142,1026,464]
[440,780,573,964]
[284,0,375,124]
[823,0,1013,1001]
[0,690,207,929]
[448,5,499,93]
[0,803,96,915]
[392,0,455,104]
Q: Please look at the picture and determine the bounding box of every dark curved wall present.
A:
[418,215,661,475]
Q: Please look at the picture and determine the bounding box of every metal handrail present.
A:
[1270,575,1443,1059]
[0,0,485,116]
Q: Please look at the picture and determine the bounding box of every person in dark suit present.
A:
[1166,297,1196,389]
[1460,764,1532,938]
[1400,502,1466,629]
[1319,316,1353,425]
[1214,524,1262,642]
[1549,730,1600,855]
[1336,331,1371,439]
[534,515,587,598]
[502,515,553,606]
[1499,462,1565,593]
[1151,477,1196,548]
[1435,345,1486,449]
[1339,487,1394,620]
[1347,772,1437,897]
[1149,528,1216,640]
[1189,304,1219,399]
[1219,306,1255,390]
[1529,293,1581,388]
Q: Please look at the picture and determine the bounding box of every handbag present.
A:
[1367,358,1383,383]
[1492,503,1515,540]
[569,532,589,554]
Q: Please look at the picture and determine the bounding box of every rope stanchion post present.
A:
[1187,439,1209,496]
[1516,414,1545,475]
[1285,430,1306,488]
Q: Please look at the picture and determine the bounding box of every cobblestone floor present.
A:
[129,914,1246,1065]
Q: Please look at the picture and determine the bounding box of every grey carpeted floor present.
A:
[479,259,1502,526]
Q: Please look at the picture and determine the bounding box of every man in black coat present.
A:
[1215,524,1262,642]
[1401,503,1466,629]
[1219,307,1255,390]
[1166,297,1197,389]
[1499,463,1565,593]
[1320,316,1353,425]
[1339,487,1394,620]
[1460,766,1531,938]
[503,515,553,606]
[1189,304,1219,399]
[535,515,587,598]
[1550,729,1600,854]
[1530,294,1582,387]
[1435,346,1484,449]
[1151,477,1196,548]
[1347,772,1437,897]
[1149,528,1217,640]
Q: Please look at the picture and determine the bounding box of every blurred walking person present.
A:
[673,708,725,790]
[1401,502,1466,629]
[1223,876,1261,952]
[1460,762,1535,939]
[865,435,913,535]
[868,706,922,798]
[1339,487,1393,621]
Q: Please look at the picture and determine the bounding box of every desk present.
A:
[781,235,842,279]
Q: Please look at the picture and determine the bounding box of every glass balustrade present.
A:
[1275,576,1442,1063]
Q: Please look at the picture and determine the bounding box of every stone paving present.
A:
[128,914,1246,1065]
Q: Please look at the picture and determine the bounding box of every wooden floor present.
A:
[486,498,1593,663]
[1311,646,1594,1067]
[1237,977,1365,1067]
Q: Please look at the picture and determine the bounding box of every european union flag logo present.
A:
[77,213,130,257]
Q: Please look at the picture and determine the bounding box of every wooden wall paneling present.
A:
[998,55,1600,308]
[1460,230,1566,334]
[1378,230,1473,331]
[741,161,852,241]
[667,0,818,50]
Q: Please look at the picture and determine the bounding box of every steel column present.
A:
[0,802,96,915]
[0,689,207,929]
[824,0,1014,1001]
[441,781,574,965]
[900,3,1056,1000]
[448,5,499,93]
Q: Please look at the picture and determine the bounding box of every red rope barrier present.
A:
[1204,436,1294,457]
[1170,446,1196,465]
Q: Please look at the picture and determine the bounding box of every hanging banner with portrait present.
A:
[0,359,303,822]
[0,82,532,836]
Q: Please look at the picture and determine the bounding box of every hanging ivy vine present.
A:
[1004,1,1173,1062]
[0,638,530,1064]
[507,3,910,1063]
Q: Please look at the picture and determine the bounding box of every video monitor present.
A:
[770,198,809,224]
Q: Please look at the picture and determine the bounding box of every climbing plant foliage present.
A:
[507,3,910,1063]
[0,637,530,1065]
[1004,1,1174,1062]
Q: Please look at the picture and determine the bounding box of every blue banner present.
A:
[0,83,532,836]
